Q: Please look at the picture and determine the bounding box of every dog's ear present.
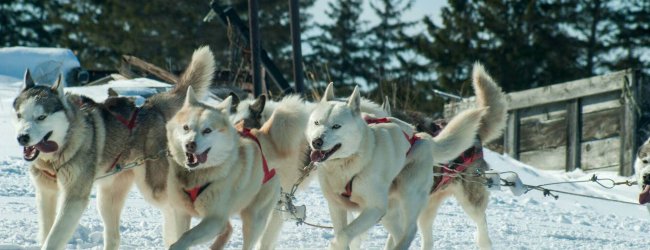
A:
[229,92,240,113]
[321,82,335,102]
[215,95,233,114]
[250,94,266,115]
[108,88,119,97]
[22,69,35,90]
[51,74,65,97]
[347,86,361,115]
[381,95,391,115]
[184,86,199,107]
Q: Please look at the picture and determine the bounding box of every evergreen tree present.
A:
[0,0,57,47]
[308,0,368,91]
[366,0,416,85]
[409,0,582,93]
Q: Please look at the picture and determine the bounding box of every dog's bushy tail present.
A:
[172,46,215,100]
[473,63,508,142]
[430,107,486,164]
[260,95,310,155]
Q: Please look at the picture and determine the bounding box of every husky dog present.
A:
[164,86,299,249]
[12,46,217,250]
[305,83,486,249]
[407,64,507,250]
[635,138,650,212]
[221,91,389,249]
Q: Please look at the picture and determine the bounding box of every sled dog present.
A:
[305,84,486,249]
[635,138,650,212]
[402,63,507,250]
[12,46,217,250]
[221,91,389,248]
[164,85,308,249]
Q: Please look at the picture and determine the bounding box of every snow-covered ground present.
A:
[1,77,650,249]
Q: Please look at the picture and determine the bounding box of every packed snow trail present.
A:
[1,77,650,249]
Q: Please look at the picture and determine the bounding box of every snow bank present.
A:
[0,47,82,86]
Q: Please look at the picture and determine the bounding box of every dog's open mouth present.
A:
[310,144,341,163]
[185,148,210,168]
[640,184,650,205]
[23,131,58,161]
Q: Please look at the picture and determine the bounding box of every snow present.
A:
[1,77,650,249]
[0,47,82,86]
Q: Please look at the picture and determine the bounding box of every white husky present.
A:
[165,85,317,249]
[305,84,486,249]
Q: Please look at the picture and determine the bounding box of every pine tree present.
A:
[0,0,57,47]
[366,0,416,85]
[308,0,369,91]
[409,0,583,93]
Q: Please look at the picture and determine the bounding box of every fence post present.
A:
[289,0,304,94]
[505,110,520,159]
[620,70,637,176]
[248,0,262,97]
[566,98,582,172]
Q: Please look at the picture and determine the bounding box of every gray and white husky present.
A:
[13,46,216,250]
[305,84,486,249]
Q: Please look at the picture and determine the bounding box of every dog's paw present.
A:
[329,234,351,250]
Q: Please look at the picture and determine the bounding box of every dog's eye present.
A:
[183,125,190,131]
[644,159,649,164]
[202,128,212,134]
[332,124,341,129]
[37,115,47,121]
[314,121,320,126]
[16,113,22,119]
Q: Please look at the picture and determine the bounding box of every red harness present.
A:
[239,128,276,184]
[105,108,140,173]
[364,117,420,153]
[184,182,212,203]
[433,141,483,192]
[340,117,420,198]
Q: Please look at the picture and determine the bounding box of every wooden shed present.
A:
[444,69,647,176]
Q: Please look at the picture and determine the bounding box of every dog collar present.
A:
[239,128,276,184]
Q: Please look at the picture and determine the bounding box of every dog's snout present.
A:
[643,174,650,185]
[312,138,324,149]
[185,141,197,152]
[17,134,30,146]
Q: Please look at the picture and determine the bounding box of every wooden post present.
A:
[505,110,520,159]
[121,55,179,84]
[620,70,638,176]
[566,99,582,172]
[248,0,262,97]
[289,0,304,94]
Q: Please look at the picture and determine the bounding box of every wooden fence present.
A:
[445,69,644,176]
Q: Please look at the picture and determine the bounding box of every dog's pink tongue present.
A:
[310,151,324,162]
[197,150,209,163]
[640,186,650,205]
[35,141,58,153]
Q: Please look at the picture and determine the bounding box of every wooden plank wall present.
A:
[444,70,639,176]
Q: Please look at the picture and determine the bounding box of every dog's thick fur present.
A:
[635,138,650,212]
[12,46,216,250]
[410,63,507,250]
[222,90,389,249]
[305,84,486,249]
[165,87,295,249]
